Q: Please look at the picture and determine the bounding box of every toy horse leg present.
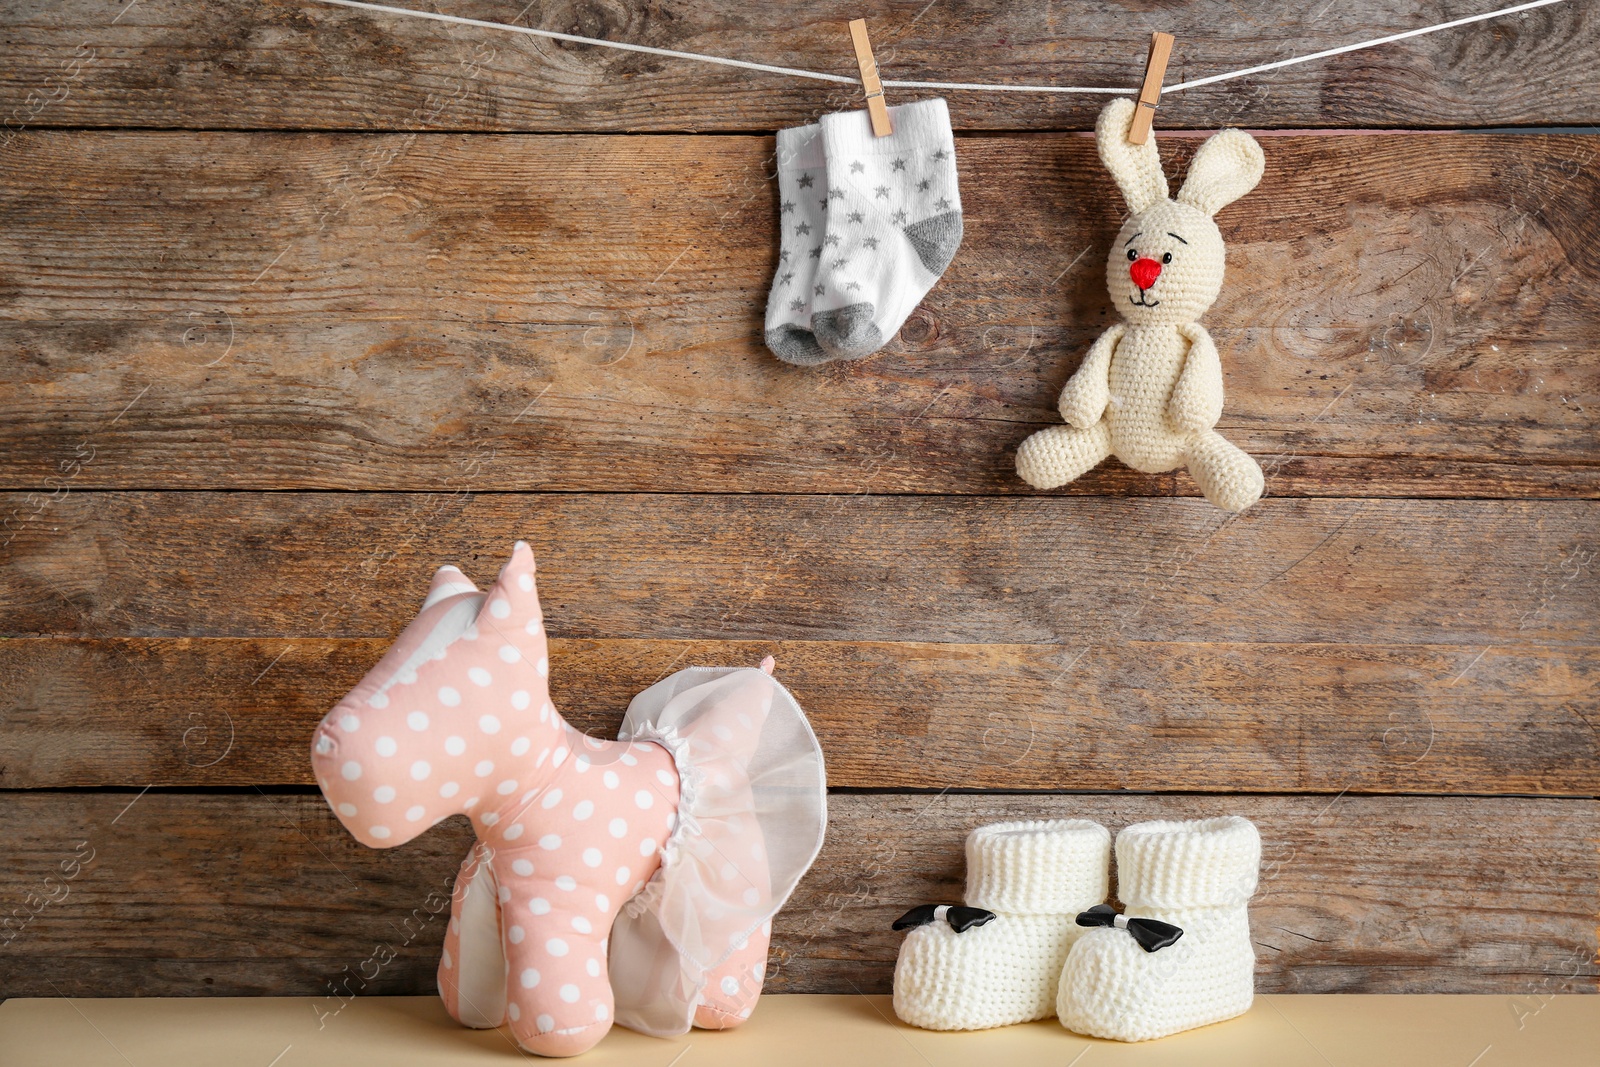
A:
[438,846,508,1029]
[501,874,620,1058]
[1015,421,1113,490]
[692,926,772,1030]
[1185,430,1264,513]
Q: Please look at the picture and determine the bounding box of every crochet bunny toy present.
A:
[1016,98,1267,512]
[310,542,827,1057]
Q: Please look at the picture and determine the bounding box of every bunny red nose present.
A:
[1129,257,1163,291]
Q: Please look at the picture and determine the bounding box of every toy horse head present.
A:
[311,541,576,847]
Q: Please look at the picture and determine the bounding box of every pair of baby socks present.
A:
[893,816,1261,1042]
[764,98,964,365]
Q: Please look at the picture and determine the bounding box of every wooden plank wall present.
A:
[1,0,1596,1001]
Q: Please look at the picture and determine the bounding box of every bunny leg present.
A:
[438,845,508,1029]
[1015,421,1112,489]
[693,925,772,1029]
[1186,431,1264,512]
[503,879,618,1057]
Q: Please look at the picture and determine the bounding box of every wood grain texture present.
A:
[0,792,1593,997]
[1,132,1596,495]
[3,637,1596,795]
[2,0,1596,1010]
[5,493,1596,648]
[1,0,1598,132]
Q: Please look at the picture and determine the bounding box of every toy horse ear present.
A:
[1096,98,1168,215]
[421,564,480,610]
[472,541,546,640]
[1176,127,1264,217]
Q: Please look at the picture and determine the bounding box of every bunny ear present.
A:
[1096,98,1168,215]
[1176,128,1264,217]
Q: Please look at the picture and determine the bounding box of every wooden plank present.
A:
[1,132,1596,495]
[1,1,1598,131]
[0,792,1592,997]
[2,637,1596,795]
[4,494,1596,650]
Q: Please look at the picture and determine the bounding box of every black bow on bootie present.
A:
[1075,904,1183,952]
[892,904,997,934]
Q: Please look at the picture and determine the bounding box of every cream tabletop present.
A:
[0,993,1593,1066]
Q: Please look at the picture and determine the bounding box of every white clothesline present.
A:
[304,0,1571,97]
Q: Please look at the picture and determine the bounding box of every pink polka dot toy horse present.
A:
[311,542,827,1056]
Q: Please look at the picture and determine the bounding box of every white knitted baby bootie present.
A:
[892,820,1110,1030]
[1057,816,1260,1042]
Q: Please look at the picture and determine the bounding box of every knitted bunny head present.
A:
[1096,98,1264,327]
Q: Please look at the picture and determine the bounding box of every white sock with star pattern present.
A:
[764,122,832,366]
[811,98,964,361]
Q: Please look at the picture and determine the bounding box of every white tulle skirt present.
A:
[606,665,828,1037]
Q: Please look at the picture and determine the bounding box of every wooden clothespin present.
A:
[1127,31,1174,145]
[848,18,893,137]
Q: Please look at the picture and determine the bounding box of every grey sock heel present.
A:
[904,211,964,275]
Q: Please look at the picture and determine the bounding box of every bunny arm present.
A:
[1167,322,1225,437]
[1058,323,1124,429]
